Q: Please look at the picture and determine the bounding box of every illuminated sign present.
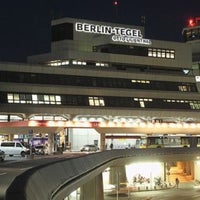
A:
[195,76,200,82]
[75,22,152,45]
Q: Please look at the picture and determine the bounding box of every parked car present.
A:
[0,149,5,161]
[80,144,99,152]
[0,141,29,157]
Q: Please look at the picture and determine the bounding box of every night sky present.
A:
[0,0,199,62]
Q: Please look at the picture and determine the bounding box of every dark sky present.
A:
[0,0,200,62]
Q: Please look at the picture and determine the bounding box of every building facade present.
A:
[0,17,200,151]
[182,16,200,90]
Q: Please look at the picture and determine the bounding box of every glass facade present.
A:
[0,70,197,92]
[1,92,200,110]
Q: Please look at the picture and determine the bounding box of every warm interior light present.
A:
[126,162,163,183]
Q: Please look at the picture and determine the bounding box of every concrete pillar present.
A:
[100,133,106,151]
[190,161,194,179]
[8,134,14,141]
[109,166,127,188]
[48,133,54,154]
[185,161,193,176]
[189,137,198,148]
[80,173,104,200]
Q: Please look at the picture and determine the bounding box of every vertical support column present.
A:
[164,162,166,182]
[109,166,127,189]
[100,133,106,151]
[190,137,198,148]
[8,134,14,141]
[80,173,104,200]
[190,161,194,179]
[185,161,193,176]
[48,133,54,154]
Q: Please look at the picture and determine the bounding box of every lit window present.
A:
[157,49,161,57]
[148,48,153,56]
[7,93,13,103]
[7,93,62,106]
[99,98,105,106]
[153,49,157,57]
[43,116,54,120]
[166,53,170,58]
[148,48,175,59]
[95,62,109,67]
[44,95,50,104]
[178,85,188,92]
[89,97,95,106]
[50,95,55,104]
[32,94,38,104]
[190,102,200,109]
[10,115,23,121]
[140,101,145,108]
[72,60,87,65]
[14,94,20,103]
[161,50,165,58]
[88,97,105,106]
[0,115,8,122]
[72,60,77,65]
[55,95,61,104]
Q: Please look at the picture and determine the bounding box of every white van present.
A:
[0,141,29,157]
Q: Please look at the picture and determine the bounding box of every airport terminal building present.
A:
[0,17,200,152]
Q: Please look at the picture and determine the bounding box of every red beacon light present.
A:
[188,18,195,27]
[113,0,118,6]
[188,17,200,27]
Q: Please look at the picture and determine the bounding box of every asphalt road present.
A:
[0,152,85,200]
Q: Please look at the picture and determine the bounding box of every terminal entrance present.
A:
[0,118,200,153]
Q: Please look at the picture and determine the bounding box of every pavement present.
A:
[104,181,200,200]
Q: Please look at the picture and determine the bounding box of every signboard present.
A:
[75,22,152,45]
[29,129,33,139]
[195,76,200,82]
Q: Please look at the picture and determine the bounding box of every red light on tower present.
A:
[188,18,195,27]
[113,0,118,6]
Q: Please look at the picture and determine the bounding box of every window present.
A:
[4,92,200,110]
[14,94,20,103]
[7,93,61,105]
[44,95,50,104]
[0,115,8,122]
[134,97,152,108]
[1,142,15,147]
[148,48,175,59]
[7,93,13,103]
[88,97,105,106]
[16,143,21,147]
[178,85,191,92]
[47,60,70,67]
[190,102,200,109]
